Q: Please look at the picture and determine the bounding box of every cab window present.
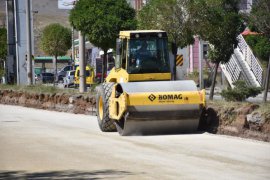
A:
[77,69,91,77]
[115,39,122,69]
[115,38,127,69]
[128,37,170,74]
[121,38,127,68]
[86,70,92,77]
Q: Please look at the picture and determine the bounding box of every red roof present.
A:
[241,29,259,35]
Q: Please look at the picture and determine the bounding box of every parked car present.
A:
[40,72,54,83]
[58,65,75,82]
[63,70,75,88]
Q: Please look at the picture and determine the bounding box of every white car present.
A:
[63,70,75,88]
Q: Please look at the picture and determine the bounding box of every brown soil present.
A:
[0,90,96,115]
[0,90,269,142]
[201,101,270,142]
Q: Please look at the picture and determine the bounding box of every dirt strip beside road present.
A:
[0,89,269,142]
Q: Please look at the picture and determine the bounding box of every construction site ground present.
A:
[0,87,269,142]
[0,104,269,179]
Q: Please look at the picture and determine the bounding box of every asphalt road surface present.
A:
[0,105,269,180]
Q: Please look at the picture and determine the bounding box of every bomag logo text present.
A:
[159,94,182,100]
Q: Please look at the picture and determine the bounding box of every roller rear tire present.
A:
[96,83,116,132]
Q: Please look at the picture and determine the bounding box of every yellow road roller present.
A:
[96,30,206,135]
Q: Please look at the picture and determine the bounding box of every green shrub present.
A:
[221,81,262,101]
[188,70,199,78]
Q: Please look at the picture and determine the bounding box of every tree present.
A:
[248,0,270,102]
[188,0,244,100]
[40,23,72,84]
[0,27,7,80]
[248,0,270,39]
[138,0,194,80]
[245,35,270,62]
[69,0,137,82]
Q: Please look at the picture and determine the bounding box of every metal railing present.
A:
[221,55,242,87]
[233,48,255,86]
[237,34,263,86]
[226,55,242,83]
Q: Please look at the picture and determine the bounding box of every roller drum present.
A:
[114,81,204,136]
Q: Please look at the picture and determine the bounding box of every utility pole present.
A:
[199,39,204,89]
[172,42,177,80]
[6,0,16,84]
[71,27,75,66]
[79,31,86,92]
[26,0,33,85]
[53,56,57,86]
